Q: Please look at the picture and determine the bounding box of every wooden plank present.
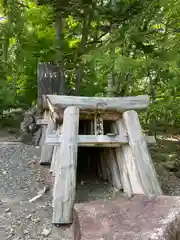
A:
[39,126,45,148]
[93,114,109,182]
[146,135,156,144]
[37,111,121,122]
[118,117,145,194]
[123,110,162,195]
[51,146,58,175]
[50,125,62,176]
[39,111,50,148]
[45,134,155,147]
[46,98,63,123]
[80,111,121,121]
[100,150,108,181]
[94,113,104,135]
[112,121,133,197]
[103,148,113,184]
[37,63,61,108]
[97,159,103,179]
[106,123,123,190]
[40,119,56,165]
[52,106,79,224]
[108,147,122,190]
[36,119,49,125]
[46,134,128,147]
[46,94,149,111]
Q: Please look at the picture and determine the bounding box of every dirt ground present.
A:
[0,131,180,239]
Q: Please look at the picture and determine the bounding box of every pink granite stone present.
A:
[74,195,180,240]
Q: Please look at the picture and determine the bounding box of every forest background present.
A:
[0,0,180,135]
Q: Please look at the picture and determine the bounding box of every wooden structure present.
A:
[38,94,162,225]
[37,63,61,108]
[20,63,61,145]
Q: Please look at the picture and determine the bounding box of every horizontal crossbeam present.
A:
[36,110,120,123]
[45,95,149,112]
[45,134,156,147]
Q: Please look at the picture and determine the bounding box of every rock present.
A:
[7,233,14,239]
[5,208,11,213]
[2,170,7,175]
[9,227,14,234]
[28,160,36,165]
[7,212,12,217]
[26,214,32,219]
[32,217,41,223]
[29,186,49,203]
[154,163,168,177]
[24,230,29,235]
[164,161,178,172]
[75,195,180,240]
[41,228,51,237]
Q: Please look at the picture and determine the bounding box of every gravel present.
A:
[0,141,117,240]
[0,134,179,239]
[0,143,53,240]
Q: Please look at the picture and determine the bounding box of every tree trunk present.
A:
[55,14,66,95]
[75,6,94,95]
[148,73,157,136]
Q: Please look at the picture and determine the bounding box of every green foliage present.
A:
[0,0,180,131]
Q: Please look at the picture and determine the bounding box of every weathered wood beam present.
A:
[36,119,49,125]
[46,98,60,122]
[146,136,156,144]
[39,111,55,165]
[37,110,121,122]
[45,134,155,147]
[94,113,104,135]
[52,106,79,224]
[115,119,134,197]
[50,125,62,176]
[123,110,162,195]
[108,147,122,190]
[116,145,133,197]
[40,119,56,165]
[103,148,112,184]
[45,95,149,112]
[100,150,108,180]
[47,134,128,147]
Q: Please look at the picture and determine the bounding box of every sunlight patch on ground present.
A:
[157,135,180,142]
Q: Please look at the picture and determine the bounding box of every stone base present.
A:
[73,195,180,240]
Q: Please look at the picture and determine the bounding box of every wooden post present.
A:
[99,123,122,190]
[100,150,108,181]
[113,120,133,197]
[51,126,62,208]
[122,110,162,195]
[52,106,79,224]
[34,126,42,146]
[50,125,62,176]
[94,114,104,135]
[93,113,122,189]
[50,147,57,174]
[40,116,56,165]
[108,147,122,190]
[103,148,112,184]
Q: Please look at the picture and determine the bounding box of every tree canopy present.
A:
[0,0,180,131]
